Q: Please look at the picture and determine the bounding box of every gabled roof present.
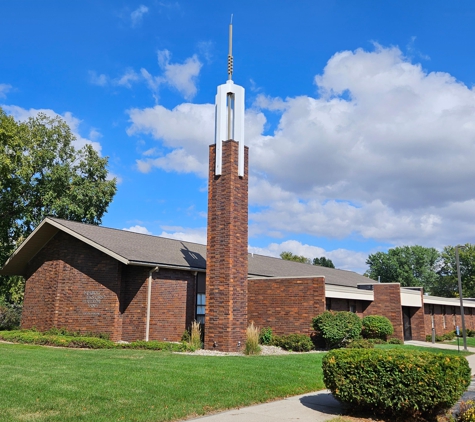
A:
[0,217,371,288]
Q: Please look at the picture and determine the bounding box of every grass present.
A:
[0,342,324,422]
[449,336,475,347]
[376,343,474,356]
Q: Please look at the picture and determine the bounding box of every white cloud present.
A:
[89,71,108,86]
[124,225,152,235]
[248,239,368,273]
[115,69,140,88]
[127,45,475,249]
[2,105,102,152]
[130,5,149,27]
[159,226,207,244]
[0,84,12,99]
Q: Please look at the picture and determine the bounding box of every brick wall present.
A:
[23,232,122,340]
[248,276,325,335]
[149,269,196,342]
[23,236,198,343]
[363,283,404,341]
[423,303,475,337]
[205,141,249,352]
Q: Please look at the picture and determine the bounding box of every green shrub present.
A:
[0,299,22,330]
[323,349,471,419]
[44,327,110,340]
[345,339,374,349]
[361,315,393,340]
[312,311,362,349]
[366,338,386,345]
[387,337,403,344]
[122,341,189,352]
[272,333,314,352]
[259,327,273,345]
[443,331,456,341]
[459,400,475,422]
[467,329,475,338]
[0,330,193,352]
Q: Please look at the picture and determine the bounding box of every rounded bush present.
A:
[387,337,403,344]
[272,333,314,352]
[361,315,393,340]
[345,339,374,349]
[322,348,471,419]
[312,311,362,349]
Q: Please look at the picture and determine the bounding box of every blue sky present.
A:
[2,1,475,273]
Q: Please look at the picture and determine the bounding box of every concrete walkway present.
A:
[185,341,475,422]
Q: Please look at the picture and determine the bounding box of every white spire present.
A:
[215,15,245,177]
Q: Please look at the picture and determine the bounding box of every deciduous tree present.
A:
[365,246,440,292]
[0,108,117,302]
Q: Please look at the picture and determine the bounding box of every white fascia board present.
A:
[401,290,422,307]
[0,218,55,270]
[47,218,130,265]
[326,284,374,301]
[424,296,475,308]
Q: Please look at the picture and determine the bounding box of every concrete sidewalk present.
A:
[186,390,347,422]
[186,341,475,422]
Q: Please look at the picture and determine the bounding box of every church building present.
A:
[2,23,474,351]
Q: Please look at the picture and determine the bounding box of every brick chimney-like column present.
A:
[205,140,249,352]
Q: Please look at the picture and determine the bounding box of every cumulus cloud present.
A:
[0,83,12,99]
[124,225,152,235]
[130,5,149,27]
[90,50,202,100]
[2,105,102,152]
[159,226,207,244]
[128,45,475,248]
[248,239,368,273]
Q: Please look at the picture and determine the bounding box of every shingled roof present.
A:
[1,217,370,288]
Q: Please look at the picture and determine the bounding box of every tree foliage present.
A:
[279,251,310,264]
[0,108,117,302]
[365,245,440,292]
[433,244,475,298]
[280,251,335,268]
[313,256,335,268]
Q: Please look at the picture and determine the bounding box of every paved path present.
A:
[185,341,475,422]
[186,390,346,422]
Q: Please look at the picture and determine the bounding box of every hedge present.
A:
[322,348,471,419]
[0,330,192,352]
[271,333,314,352]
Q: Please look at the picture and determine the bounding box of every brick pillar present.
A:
[364,283,404,342]
[205,140,249,352]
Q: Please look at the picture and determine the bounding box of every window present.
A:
[452,306,456,327]
[196,294,206,325]
[349,300,357,313]
[442,306,446,329]
[196,273,206,325]
[326,298,331,311]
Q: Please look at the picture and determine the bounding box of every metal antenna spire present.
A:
[228,14,233,80]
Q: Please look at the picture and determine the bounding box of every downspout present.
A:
[146,266,159,341]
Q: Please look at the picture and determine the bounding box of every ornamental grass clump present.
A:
[190,321,202,349]
[322,348,471,420]
[244,322,261,355]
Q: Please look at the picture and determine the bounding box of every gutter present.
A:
[145,266,159,341]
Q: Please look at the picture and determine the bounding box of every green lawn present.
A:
[449,336,475,348]
[0,343,325,422]
[377,343,473,356]
[1,342,471,422]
